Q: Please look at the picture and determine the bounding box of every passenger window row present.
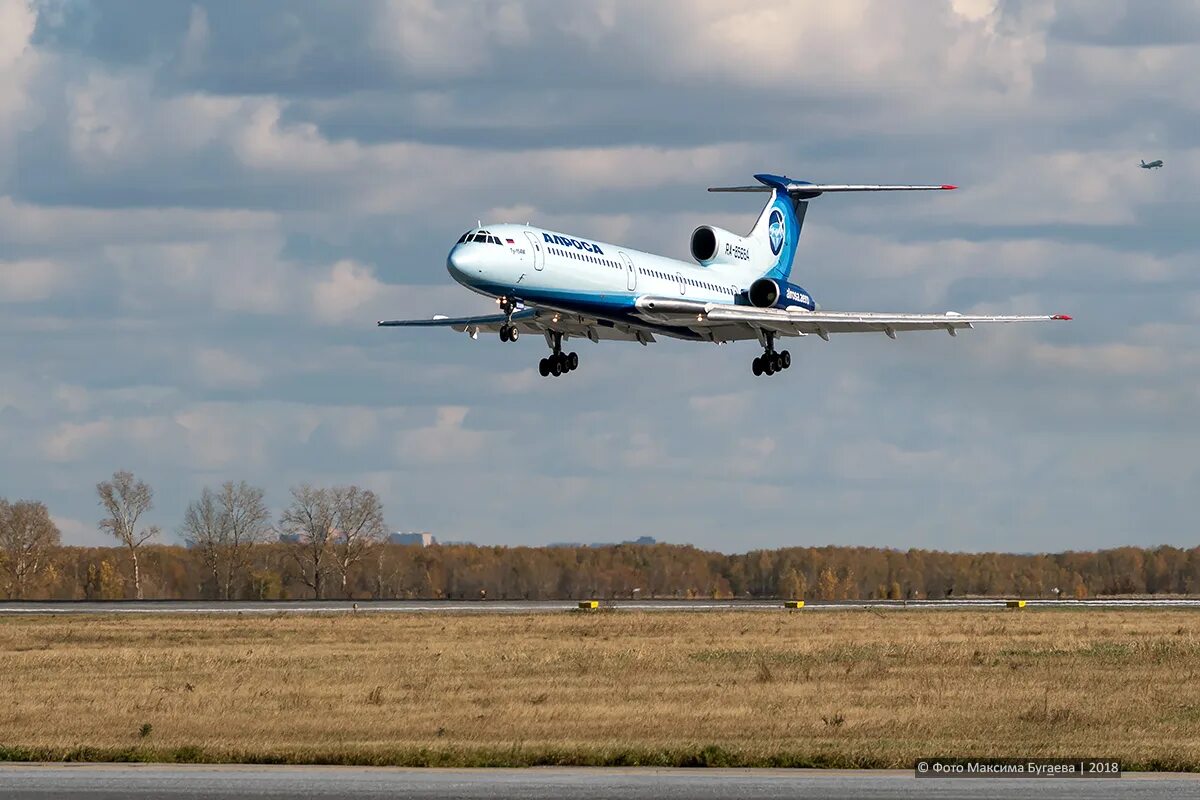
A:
[550,247,622,270]
[642,267,736,296]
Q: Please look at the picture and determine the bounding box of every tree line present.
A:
[1,471,1199,601]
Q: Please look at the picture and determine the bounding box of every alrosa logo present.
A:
[543,233,604,254]
[768,209,785,256]
[786,287,810,305]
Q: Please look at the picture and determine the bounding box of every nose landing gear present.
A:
[538,331,578,378]
[751,332,791,377]
[498,297,520,342]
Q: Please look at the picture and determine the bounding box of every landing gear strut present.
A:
[751,332,791,377]
[538,331,578,378]
[497,297,519,342]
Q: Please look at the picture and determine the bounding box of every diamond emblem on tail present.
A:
[768,208,785,256]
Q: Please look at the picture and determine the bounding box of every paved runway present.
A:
[0,766,1195,800]
[1,598,1199,615]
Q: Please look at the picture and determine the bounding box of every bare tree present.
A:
[182,488,223,597]
[97,470,159,600]
[279,484,387,599]
[279,484,336,599]
[0,499,61,599]
[330,485,387,597]
[182,481,271,600]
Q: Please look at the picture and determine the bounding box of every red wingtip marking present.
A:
[941,184,958,190]
[1052,314,1072,321]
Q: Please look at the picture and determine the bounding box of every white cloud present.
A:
[0,0,38,177]
[51,515,110,547]
[192,347,262,389]
[311,259,386,324]
[42,419,113,462]
[178,4,210,75]
[0,259,65,301]
[394,405,494,465]
[372,1,530,78]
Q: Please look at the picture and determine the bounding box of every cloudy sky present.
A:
[1,0,1198,552]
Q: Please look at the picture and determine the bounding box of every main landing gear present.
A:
[751,333,791,377]
[538,331,578,378]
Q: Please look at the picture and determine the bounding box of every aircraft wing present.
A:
[633,297,1069,342]
[378,307,656,343]
[378,309,537,330]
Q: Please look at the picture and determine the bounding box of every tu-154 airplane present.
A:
[379,174,1070,377]
[1140,159,1164,169]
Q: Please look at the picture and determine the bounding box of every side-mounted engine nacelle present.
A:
[747,277,815,310]
[690,225,753,266]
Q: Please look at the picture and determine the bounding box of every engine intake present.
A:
[749,278,780,308]
[691,226,718,263]
[690,225,751,266]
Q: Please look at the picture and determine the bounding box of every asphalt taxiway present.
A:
[2,765,1198,800]
[2,766,1199,800]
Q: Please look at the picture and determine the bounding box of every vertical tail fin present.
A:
[747,189,807,283]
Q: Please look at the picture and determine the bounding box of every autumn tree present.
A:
[778,567,806,600]
[280,485,335,599]
[0,499,61,599]
[182,481,272,599]
[332,486,387,596]
[815,566,839,600]
[280,484,387,599]
[97,471,159,599]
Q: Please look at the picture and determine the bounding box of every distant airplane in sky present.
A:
[1140,159,1164,169]
[380,174,1070,378]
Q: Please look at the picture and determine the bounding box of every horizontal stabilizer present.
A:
[709,173,956,197]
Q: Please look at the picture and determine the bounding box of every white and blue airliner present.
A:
[380,174,1070,377]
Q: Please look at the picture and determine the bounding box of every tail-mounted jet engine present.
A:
[690,225,752,266]
[748,277,815,310]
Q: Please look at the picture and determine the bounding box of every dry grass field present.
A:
[1,609,1198,769]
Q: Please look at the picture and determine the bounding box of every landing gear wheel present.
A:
[567,352,579,371]
[550,357,563,377]
[508,325,519,342]
[770,353,782,372]
[499,326,510,343]
[764,357,776,376]
[752,357,764,377]
[539,358,550,377]
[780,350,791,370]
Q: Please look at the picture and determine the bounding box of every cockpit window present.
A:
[460,230,503,245]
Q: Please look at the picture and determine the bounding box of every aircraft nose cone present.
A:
[447,244,484,280]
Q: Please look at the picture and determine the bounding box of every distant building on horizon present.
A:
[388,531,437,547]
